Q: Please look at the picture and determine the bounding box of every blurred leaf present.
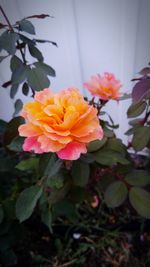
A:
[16,185,42,222]
[10,84,19,99]
[19,34,36,45]
[132,78,150,103]
[22,82,29,96]
[71,161,90,187]
[127,101,147,118]
[7,136,24,152]
[125,170,150,186]
[104,181,128,208]
[2,80,11,88]
[105,138,126,156]
[87,137,107,152]
[26,14,52,19]
[44,154,63,178]
[129,118,143,126]
[18,19,35,34]
[129,187,150,218]
[103,126,114,138]
[34,62,55,76]
[132,126,150,151]
[28,44,43,61]
[94,149,129,166]
[16,157,39,171]
[13,99,23,117]
[10,55,23,72]
[34,39,57,46]
[0,206,4,224]
[0,55,8,63]
[139,67,150,75]
[80,153,95,163]
[97,174,116,192]
[11,65,29,85]
[49,182,70,205]
[38,153,52,177]
[27,67,50,91]
[0,31,19,54]
[46,173,64,189]
[41,208,52,233]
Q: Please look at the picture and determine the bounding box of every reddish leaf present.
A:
[2,80,12,88]
[16,42,26,49]
[131,77,142,82]
[132,78,150,103]
[25,14,53,19]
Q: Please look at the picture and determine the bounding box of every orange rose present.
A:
[19,88,103,160]
[84,72,122,100]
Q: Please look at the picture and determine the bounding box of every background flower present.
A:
[84,72,122,100]
[19,88,103,160]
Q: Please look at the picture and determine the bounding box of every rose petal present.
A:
[23,137,43,153]
[57,141,87,160]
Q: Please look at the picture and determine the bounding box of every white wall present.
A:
[0,0,150,143]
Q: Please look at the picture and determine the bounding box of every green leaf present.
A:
[34,62,56,77]
[18,19,35,34]
[0,31,19,54]
[19,34,36,45]
[87,137,107,152]
[28,44,43,61]
[22,82,29,96]
[10,84,19,99]
[103,127,114,138]
[132,126,150,151]
[94,149,129,166]
[0,206,4,224]
[127,101,147,118]
[27,67,50,91]
[105,138,126,156]
[49,182,70,204]
[7,136,24,152]
[125,170,150,186]
[16,157,39,171]
[13,99,23,116]
[46,173,64,189]
[129,187,150,218]
[80,153,95,163]
[45,155,63,178]
[10,55,23,72]
[41,208,52,233]
[16,185,42,222]
[104,181,128,208]
[129,118,142,126]
[71,161,90,187]
[11,65,29,85]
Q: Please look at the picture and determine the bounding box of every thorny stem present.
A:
[0,5,26,64]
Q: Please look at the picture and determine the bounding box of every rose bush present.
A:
[0,7,150,266]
